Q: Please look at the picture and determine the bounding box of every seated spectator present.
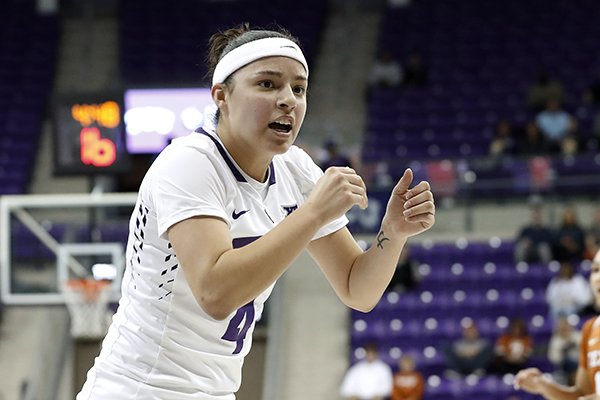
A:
[553,205,586,263]
[527,68,565,111]
[547,316,581,386]
[386,246,420,293]
[515,121,550,155]
[368,51,403,89]
[514,205,554,264]
[489,120,516,158]
[320,139,353,170]
[403,52,428,88]
[340,343,393,400]
[489,317,533,375]
[535,99,579,155]
[443,321,494,377]
[513,251,600,399]
[545,261,593,320]
[391,354,425,400]
[584,206,600,261]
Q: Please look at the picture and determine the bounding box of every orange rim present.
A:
[65,279,110,302]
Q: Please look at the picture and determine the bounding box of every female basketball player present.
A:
[77,24,435,399]
[514,250,600,400]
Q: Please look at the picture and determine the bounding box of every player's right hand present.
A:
[513,367,544,394]
[306,166,368,224]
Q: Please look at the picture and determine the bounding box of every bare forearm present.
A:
[199,205,323,319]
[537,378,584,400]
[347,226,407,311]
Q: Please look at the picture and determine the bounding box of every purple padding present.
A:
[11,223,67,260]
[99,224,130,245]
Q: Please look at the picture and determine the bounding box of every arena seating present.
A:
[119,0,328,86]
[363,0,600,197]
[349,238,591,399]
[0,0,59,195]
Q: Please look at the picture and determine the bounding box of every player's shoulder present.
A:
[277,144,313,163]
[275,145,319,173]
[143,131,230,188]
[582,316,600,336]
[167,130,217,154]
[154,130,227,170]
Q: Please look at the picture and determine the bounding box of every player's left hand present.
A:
[382,168,435,239]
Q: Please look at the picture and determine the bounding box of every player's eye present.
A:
[259,80,274,89]
[293,86,306,96]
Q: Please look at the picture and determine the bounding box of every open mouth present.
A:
[268,121,292,133]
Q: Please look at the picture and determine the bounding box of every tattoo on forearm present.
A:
[376,231,390,249]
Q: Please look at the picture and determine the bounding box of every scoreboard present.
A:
[54,94,130,175]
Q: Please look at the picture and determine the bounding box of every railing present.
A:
[351,153,600,234]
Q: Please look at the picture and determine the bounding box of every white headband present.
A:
[212,37,308,87]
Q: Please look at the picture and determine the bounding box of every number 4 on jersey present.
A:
[222,301,255,354]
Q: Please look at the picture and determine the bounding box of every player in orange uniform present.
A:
[514,250,600,400]
[391,355,425,400]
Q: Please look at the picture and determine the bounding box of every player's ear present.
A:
[211,84,227,110]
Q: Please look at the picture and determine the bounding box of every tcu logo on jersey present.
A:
[282,204,298,216]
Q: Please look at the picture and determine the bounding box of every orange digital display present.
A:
[71,101,121,129]
[54,94,129,175]
[71,101,120,167]
[80,127,117,167]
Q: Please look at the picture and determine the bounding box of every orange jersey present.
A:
[496,334,533,360]
[391,371,425,400]
[580,316,600,392]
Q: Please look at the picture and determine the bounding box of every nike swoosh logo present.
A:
[232,209,249,220]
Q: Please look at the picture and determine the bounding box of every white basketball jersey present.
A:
[77,127,348,399]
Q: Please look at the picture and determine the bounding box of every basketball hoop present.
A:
[63,278,111,339]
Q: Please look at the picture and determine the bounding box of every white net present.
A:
[63,279,111,339]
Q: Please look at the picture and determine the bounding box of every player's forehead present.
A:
[237,56,308,81]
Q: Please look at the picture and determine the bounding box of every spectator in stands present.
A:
[489,119,516,158]
[443,321,494,377]
[514,250,600,399]
[489,317,533,375]
[340,342,393,400]
[320,139,354,170]
[515,121,550,155]
[584,207,600,261]
[545,261,593,320]
[391,354,425,400]
[368,50,403,89]
[514,205,554,264]
[547,316,581,386]
[403,52,428,88]
[553,205,586,263]
[535,99,579,155]
[526,69,565,112]
[386,246,420,293]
